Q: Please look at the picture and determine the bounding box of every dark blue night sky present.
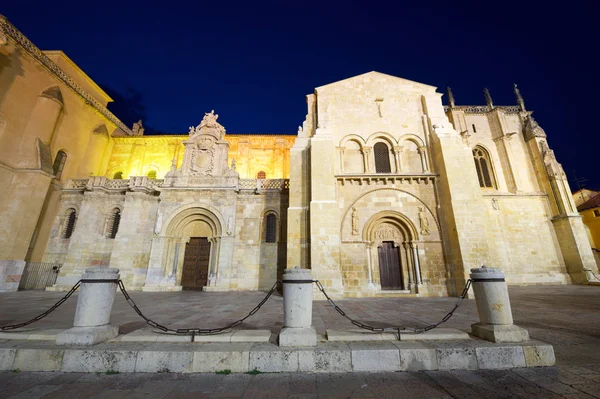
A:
[2,1,597,189]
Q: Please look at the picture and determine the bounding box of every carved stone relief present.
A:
[373,223,401,241]
[351,207,359,235]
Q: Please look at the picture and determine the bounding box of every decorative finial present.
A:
[514,83,526,112]
[446,87,455,108]
[484,88,494,110]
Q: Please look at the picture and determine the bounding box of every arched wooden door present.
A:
[181,237,211,289]
[377,241,402,290]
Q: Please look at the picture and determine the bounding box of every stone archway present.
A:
[163,207,223,289]
[363,211,422,293]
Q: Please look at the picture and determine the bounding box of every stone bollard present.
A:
[470,266,529,343]
[279,267,317,347]
[56,268,120,346]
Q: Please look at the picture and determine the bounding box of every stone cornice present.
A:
[444,105,521,114]
[0,15,133,135]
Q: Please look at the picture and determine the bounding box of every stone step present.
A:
[326,328,470,342]
[0,339,555,373]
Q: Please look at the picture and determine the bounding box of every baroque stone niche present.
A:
[164,110,238,187]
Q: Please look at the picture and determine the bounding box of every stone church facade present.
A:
[1,15,597,296]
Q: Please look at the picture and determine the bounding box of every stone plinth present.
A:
[470,266,529,343]
[56,268,120,346]
[279,267,317,347]
[0,260,25,292]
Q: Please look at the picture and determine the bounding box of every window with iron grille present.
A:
[257,171,266,179]
[108,208,121,239]
[265,213,277,243]
[374,142,391,173]
[53,150,67,180]
[594,209,600,218]
[473,147,496,188]
[63,208,77,239]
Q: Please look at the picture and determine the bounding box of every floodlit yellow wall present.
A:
[581,208,600,249]
[106,134,295,179]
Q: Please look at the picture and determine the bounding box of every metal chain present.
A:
[118,279,279,336]
[0,280,81,331]
[314,279,472,335]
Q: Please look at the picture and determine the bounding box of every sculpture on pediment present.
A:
[188,110,225,139]
[351,208,359,235]
[132,120,144,136]
[419,207,430,236]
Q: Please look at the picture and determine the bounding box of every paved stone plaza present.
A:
[1,284,599,397]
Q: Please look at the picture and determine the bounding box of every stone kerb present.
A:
[279,267,317,347]
[470,266,530,343]
[56,268,120,346]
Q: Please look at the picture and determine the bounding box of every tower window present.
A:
[265,213,277,243]
[374,142,391,173]
[147,170,157,179]
[63,208,77,239]
[473,147,496,188]
[257,171,266,179]
[53,150,67,180]
[472,124,477,133]
[108,208,121,239]
[113,171,123,179]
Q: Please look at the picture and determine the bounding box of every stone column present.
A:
[470,266,529,343]
[411,242,422,285]
[418,146,428,172]
[56,268,120,345]
[279,267,317,346]
[362,147,372,173]
[393,146,402,173]
[338,147,345,173]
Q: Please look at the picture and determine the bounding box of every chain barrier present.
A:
[0,280,81,331]
[314,279,472,335]
[118,280,279,338]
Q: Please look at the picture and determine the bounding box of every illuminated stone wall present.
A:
[105,134,295,180]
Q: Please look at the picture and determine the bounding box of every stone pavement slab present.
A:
[1,368,599,399]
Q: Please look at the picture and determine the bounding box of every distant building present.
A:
[573,189,600,268]
[1,15,598,295]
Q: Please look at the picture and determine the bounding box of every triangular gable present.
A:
[315,71,437,92]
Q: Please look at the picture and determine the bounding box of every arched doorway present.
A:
[363,212,420,292]
[164,207,222,290]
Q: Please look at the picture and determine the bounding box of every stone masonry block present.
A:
[135,350,193,373]
[298,343,352,373]
[249,344,299,373]
[61,350,137,373]
[475,346,526,369]
[393,342,438,371]
[192,344,251,373]
[436,347,478,370]
[523,344,556,367]
[350,342,400,372]
[0,348,16,371]
[13,348,64,371]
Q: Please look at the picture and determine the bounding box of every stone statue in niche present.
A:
[351,207,359,235]
[419,207,430,235]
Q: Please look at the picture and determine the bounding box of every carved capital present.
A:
[362,146,372,155]
[393,146,402,153]
[417,146,427,154]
